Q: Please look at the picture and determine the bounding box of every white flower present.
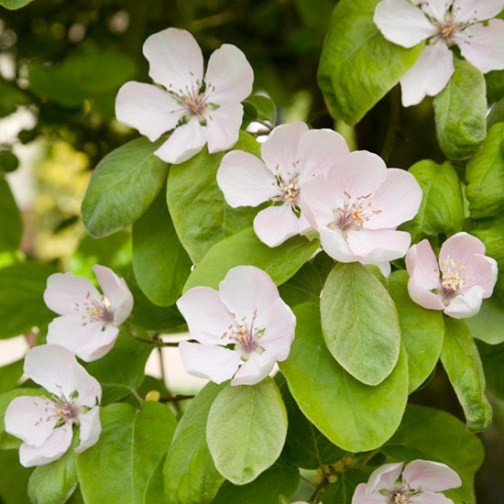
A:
[177,266,296,386]
[217,122,349,247]
[44,265,134,362]
[406,232,498,318]
[4,345,102,467]
[115,27,254,164]
[374,0,504,106]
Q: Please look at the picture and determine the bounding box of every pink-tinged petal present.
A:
[46,316,118,363]
[444,285,485,319]
[44,272,100,316]
[366,168,423,229]
[231,351,277,386]
[367,462,404,493]
[261,122,308,176]
[403,459,462,492]
[406,240,445,310]
[92,265,133,325]
[154,117,207,164]
[297,129,350,181]
[410,492,454,504]
[75,407,101,454]
[352,483,387,503]
[205,44,254,104]
[400,41,454,106]
[179,341,241,383]
[454,20,504,73]
[253,204,308,247]
[374,0,436,48]
[217,151,277,207]
[413,0,452,22]
[143,28,203,92]
[5,396,58,447]
[219,266,281,319]
[452,0,504,24]
[439,232,486,266]
[115,82,184,142]
[19,425,73,467]
[346,229,412,263]
[299,174,336,229]
[206,102,243,154]
[464,255,498,297]
[319,227,357,262]
[176,287,233,344]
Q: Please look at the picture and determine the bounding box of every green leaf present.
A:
[466,122,504,219]
[133,189,192,306]
[465,298,504,344]
[207,378,287,485]
[76,402,177,504]
[143,455,166,504]
[487,96,504,129]
[280,303,408,452]
[0,0,35,10]
[485,69,504,103]
[0,151,20,173]
[28,449,77,504]
[212,461,299,504]
[402,160,464,242]
[433,59,487,159]
[0,261,56,339]
[477,340,504,400]
[0,358,23,394]
[167,132,260,263]
[184,227,319,291]
[82,137,168,238]
[317,0,423,124]
[320,469,369,504]
[441,318,492,431]
[163,382,226,504]
[383,405,484,504]
[320,263,401,386]
[387,270,445,392]
[0,178,22,252]
[278,261,324,308]
[242,94,277,126]
[0,450,31,503]
[0,79,30,117]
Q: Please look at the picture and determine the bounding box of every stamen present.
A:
[333,191,380,232]
[222,310,265,357]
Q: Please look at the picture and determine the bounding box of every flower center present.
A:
[391,492,410,504]
[333,191,381,232]
[75,292,115,327]
[224,310,265,358]
[434,18,463,44]
[439,256,469,300]
[182,86,208,119]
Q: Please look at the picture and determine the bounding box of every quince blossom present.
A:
[217,122,349,247]
[116,27,253,164]
[5,345,102,467]
[44,265,134,361]
[301,151,422,274]
[374,0,504,106]
[177,266,295,386]
[406,232,498,319]
[352,459,461,504]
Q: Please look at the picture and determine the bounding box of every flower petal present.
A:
[19,425,73,467]
[92,265,133,325]
[346,228,412,263]
[439,232,486,266]
[444,285,485,319]
[374,0,436,48]
[410,492,454,504]
[452,0,504,24]
[253,204,310,247]
[154,117,207,164]
[179,341,241,383]
[219,265,280,320]
[176,286,233,344]
[319,227,357,262]
[366,462,404,493]
[400,40,454,106]
[351,483,387,503]
[217,150,277,207]
[403,459,462,492]
[205,44,254,104]
[44,272,101,316]
[231,351,276,386]
[143,28,204,93]
[454,19,504,73]
[75,407,101,454]
[413,0,452,22]
[464,254,498,297]
[115,82,184,141]
[261,122,308,176]
[366,168,423,229]
[299,174,336,228]
[206,102,244,153]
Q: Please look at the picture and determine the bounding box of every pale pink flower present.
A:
[406,232,498,319]
[352,459,462,503]
[115,27,253,164]
[44,265,134,361]
[177,266,295,386]
[301,151,422,274]
[217,122,349,247]
[4,345,102,467]
[374,0,504,106]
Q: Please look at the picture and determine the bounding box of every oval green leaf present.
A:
[465,297,504,345]
[206,378,287,485]
[320,263,401,385]
[0,178,22,253]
